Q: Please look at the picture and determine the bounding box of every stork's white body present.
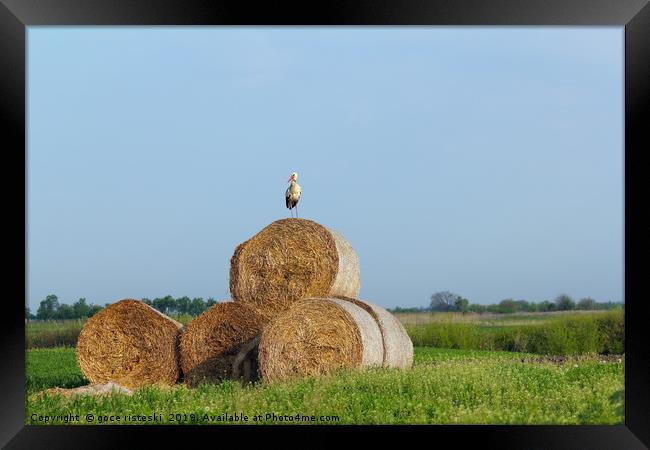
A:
[286,181,301,208]
[285,172,301,217]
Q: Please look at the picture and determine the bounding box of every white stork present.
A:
[285,172,301,218]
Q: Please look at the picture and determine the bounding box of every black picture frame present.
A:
[2,0,648,447]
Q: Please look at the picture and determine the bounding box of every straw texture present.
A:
[76,299,183,389]
[258,297,382,382]
[335,296,414,368]
[179,301,267,386]
[229,219,360,319]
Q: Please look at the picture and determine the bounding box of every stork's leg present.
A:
[296,203,298,218]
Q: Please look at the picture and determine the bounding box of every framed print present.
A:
[2,0,648,447]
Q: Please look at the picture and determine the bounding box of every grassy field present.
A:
[403,310,624,355]
[26,319,86,348]
[26,310,624,354]
[394,309,617,326]
[26,346,624,425]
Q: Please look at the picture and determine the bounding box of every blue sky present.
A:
[27,27,623,311]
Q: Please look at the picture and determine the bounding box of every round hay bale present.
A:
[335,296,414,368]
[258,297,383,382]
[76,299,183,389]
[229,219,360,318]
[179,301,267,387]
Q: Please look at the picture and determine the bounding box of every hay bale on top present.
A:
[229,219,360,318]
[258,297,383,382]
[335,296,414,369]
[179,301,267,387]
[76,299,182,390]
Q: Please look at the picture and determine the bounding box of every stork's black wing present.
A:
[285,188,292,209]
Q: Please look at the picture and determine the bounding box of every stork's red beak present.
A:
[288,176,292,182]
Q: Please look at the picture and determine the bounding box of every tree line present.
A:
[28,291,623,320]
[26,294,219,320]
[389,291,623,314]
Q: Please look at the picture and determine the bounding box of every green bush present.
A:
[596,310,625,354]
[26,320,85,348]
[404,310,624,355]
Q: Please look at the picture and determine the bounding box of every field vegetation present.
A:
[26,347,624,425]
[401,310,624,355]
[25,303,625,425]
[27,309,624,355]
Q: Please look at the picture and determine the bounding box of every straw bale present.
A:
[76,299,183,389]
[335,296,414,368]
[258,297,382,382]
[179,301,267,387]
[229,219,360,318]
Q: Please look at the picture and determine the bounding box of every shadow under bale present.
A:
[183,337,261,387]
[180,302,267,387]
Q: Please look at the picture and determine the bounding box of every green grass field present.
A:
[403,310,624,355]
[26,347,624,425]
[26,310,624,354]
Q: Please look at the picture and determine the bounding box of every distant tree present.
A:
[454,297,470,313]
[389,306,427,313]
[189,298,207,316]
[486,303,501,313]
[37,294,60,320]
[152,297,164,313]
[153,295,175,314]
[206,298,218,308]
[88,304,103,317]
[577,297,597,310]
[25,307,35,320]
[498,299,517,314]
[595,301,623,310]
[72,298,90,318]
[175,296,191,315]
[554,294,575,311]
[141,298,153,306]
[430,291,460,312]
[514,300,533,312]
[468,303,487,314]
[56,304,75,320]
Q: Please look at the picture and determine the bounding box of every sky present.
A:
[27,27,624,311]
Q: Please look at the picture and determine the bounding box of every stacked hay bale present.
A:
[258,297,383,382]
[333,296,414,369]
[75,218,413,390]
[229,218,361,319]
[257,297,413,382]
[227,218,414,382]
[76,299,183,389]
[179,301,267,386]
